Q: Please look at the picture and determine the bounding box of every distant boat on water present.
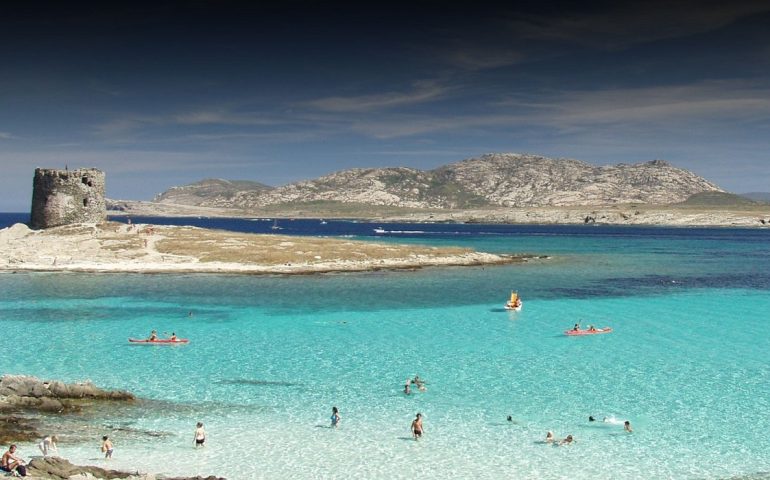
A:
[373,227,386,234]
[320,219,328,225]
[504,291,522,311]
[271,219,283,230]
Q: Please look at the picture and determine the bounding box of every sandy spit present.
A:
[0,222,523,275]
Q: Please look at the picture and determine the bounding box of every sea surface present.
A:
[1,213,769,479]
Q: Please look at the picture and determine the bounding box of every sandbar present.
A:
[0,222,525,275]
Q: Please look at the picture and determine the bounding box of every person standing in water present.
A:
[411,413,424,440]
[194,422,206,447]
[38,435,58,456]
[330,407,341,428]
[101,436,113,459]
[624,420,633,433]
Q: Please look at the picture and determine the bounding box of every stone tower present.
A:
[30,168,106,229]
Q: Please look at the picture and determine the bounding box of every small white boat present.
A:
[271,220,283,230]
[373,227,386,234]
[320,219,328,225]
[504,291,523,311]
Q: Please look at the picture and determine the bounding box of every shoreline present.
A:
[0,222,528,275]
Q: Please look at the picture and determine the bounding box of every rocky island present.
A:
[110,153,770,227]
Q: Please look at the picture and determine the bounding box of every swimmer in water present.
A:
[559,434,574,446]
[624,420,633,433]
[545,431,554,443]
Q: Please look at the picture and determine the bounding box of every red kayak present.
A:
[564,327,612,336]
[128,338,189,344]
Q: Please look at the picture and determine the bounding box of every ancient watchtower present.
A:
[30,168,106,229]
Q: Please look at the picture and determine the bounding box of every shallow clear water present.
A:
[1,217,769,479]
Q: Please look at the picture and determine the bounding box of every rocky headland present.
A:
[0,222,525,275]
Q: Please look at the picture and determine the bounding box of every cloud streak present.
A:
[303,81,450,112]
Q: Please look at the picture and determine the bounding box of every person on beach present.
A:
[411,413,424,440]
[545,431,554,443]
[559,434,574,446]
[194,422,206,447]
[101,436,113,458]
[624,421,633,433]
[148,330,157,341]
[38,435,58,456]
[1,445,27,476]
[330,407,341,428]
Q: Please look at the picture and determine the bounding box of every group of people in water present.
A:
[404,375,427,395]
[1,421,207,477]
[540,416,633,446]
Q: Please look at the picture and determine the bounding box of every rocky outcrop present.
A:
[0,375,135,412]
[151,153,723,210]
[26,456,226,479]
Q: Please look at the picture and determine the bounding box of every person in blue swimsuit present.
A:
[331,407,340,428]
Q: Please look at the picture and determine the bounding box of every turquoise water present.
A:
[1,224,769,479]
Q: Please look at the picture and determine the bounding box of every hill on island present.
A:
[678,191,765,207]
[154,178,273,206]
[153,153,724,209]
[739,192,770,203]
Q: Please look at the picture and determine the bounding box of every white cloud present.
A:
[304,81,450,112]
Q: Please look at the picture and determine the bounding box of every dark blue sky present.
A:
[2,1,769,210]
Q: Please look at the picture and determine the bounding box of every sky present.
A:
[1,0,770,210]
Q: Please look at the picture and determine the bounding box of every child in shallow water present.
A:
[101,436,113,458]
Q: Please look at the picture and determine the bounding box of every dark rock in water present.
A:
[0,375,137,445]
[0,375,135,411]
[0,414,40,443]
[27,456,135,479]
[27,456,227,479]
